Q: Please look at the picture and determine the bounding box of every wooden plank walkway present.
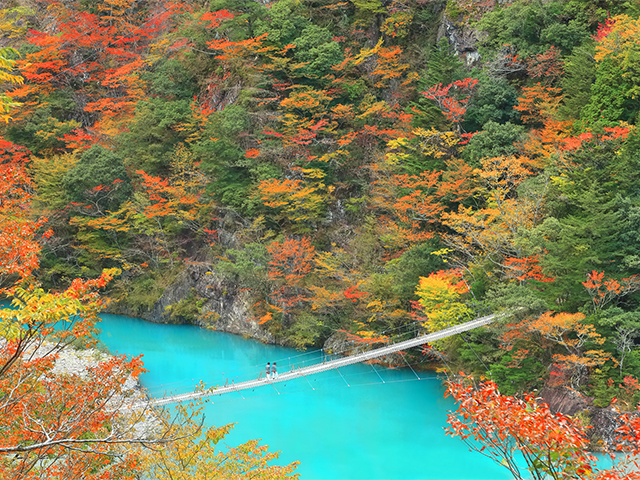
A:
[139,312,499,408]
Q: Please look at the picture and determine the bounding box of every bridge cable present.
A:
[302,373,315,391]
[191,374,441,407]
[400,351,422,380]
[336,367,350,387]
[237,389,246,400]
[423,345,453,379]
[369,362,385,384]
[269,382,280,395]
[146,315,498,404]
[460,334,492,377]
[147,361,449,408]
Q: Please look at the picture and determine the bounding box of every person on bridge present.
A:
[266,362,271,380]
[271,362,278,379]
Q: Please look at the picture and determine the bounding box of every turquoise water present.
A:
[98,313,510,480]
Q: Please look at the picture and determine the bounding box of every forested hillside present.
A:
[4,0,640,412]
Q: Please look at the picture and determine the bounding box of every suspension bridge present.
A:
[141,312,500,408]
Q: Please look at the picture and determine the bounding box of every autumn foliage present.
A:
[9,0,182,140]
[0,140,51,285]
[446,377,595,480]
[5,0,640,476]
[415,270,472,333]
[421,78,478,127]
[0,133,162,477]
[582,270,640,313]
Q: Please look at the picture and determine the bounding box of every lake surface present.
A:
[98,313,510,480]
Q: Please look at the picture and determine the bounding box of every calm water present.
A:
[98,313,510,480]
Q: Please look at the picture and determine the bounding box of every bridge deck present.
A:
[138,313,498,408]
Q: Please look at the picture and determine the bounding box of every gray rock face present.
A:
[436,0,517,68]
[437,15,484,67]
[38,344,143,403]
[30,342,162,439]
[112,263,275,344]
[540,386,640,451]
[590,407,625,447]
[541,387,591,416]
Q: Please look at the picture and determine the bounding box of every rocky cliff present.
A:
[110,262,276,344]
[437,0,517,67]
[541,386,640,451]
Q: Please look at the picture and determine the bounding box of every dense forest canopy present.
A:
[4,0,640,402]
[5,0,640,476]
